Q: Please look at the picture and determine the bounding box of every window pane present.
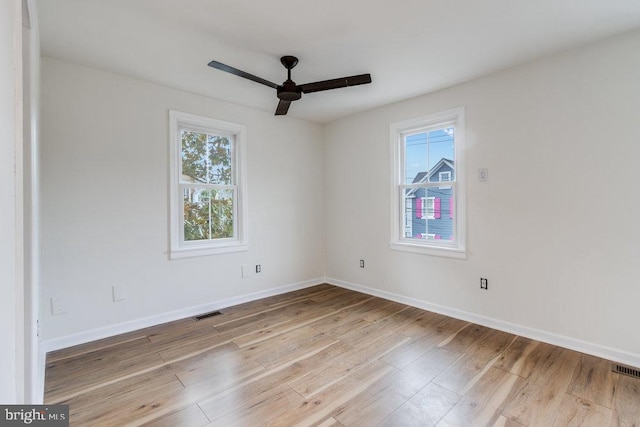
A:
[404,127,455,185]
[425,187,454,241]
[183,188,234,241]
[206,135,232,184]
[404,188,426,239]
[181,131,232,185]
[404,133,428,184]
[404,186,455,242]
[428,127,455,180]
[403,189,416,237]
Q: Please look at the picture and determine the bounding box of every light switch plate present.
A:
[242,264,253,278]
[113,285,126,302]
[51,297,67,315]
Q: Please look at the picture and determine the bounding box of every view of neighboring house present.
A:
[405,158,454,240]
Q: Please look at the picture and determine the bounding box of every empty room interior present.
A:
[4,0,640,425]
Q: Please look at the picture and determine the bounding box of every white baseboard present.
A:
[325,277,640,369]
[40,277,325,354]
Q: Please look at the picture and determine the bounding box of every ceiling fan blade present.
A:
[275,99,291,115]
[208,60,279,89]
[299,73,372,94]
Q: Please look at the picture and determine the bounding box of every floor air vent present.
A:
[193,311,222,321]
[612,363,640,379]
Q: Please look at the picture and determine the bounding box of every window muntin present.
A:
[390,107,465,258]
[170,111,248,258]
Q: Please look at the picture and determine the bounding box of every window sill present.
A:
[170,243,249,260]
[389,241,467,259]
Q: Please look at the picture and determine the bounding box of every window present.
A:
[424,197,435,219]
[390,107,465,258]
[438,171,452,190]
[169,111,248,258]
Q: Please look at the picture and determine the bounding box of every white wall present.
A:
[325,29,640,365]
[0,0,24,404]
[39,58,325,343]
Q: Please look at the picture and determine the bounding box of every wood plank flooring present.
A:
[44,284,640,426]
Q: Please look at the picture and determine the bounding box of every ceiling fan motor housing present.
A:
[277,81,302,101]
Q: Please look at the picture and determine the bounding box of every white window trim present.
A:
[169,110,248,259]
[389,107,466,259]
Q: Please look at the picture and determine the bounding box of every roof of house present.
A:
[406,158,454,197]
[411,172,428,184]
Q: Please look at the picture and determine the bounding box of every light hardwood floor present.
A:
[44,284,640,426]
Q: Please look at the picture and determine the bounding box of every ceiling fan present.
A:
[208,56,372,116]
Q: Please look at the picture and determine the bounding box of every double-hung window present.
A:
[390,107,465,258]
[169,111,248,258]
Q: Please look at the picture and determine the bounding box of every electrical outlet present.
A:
[256,264,262,274]
[360,260,365,268]
[480,278,488,290]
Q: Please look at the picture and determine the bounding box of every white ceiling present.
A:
[37,0,640,123]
